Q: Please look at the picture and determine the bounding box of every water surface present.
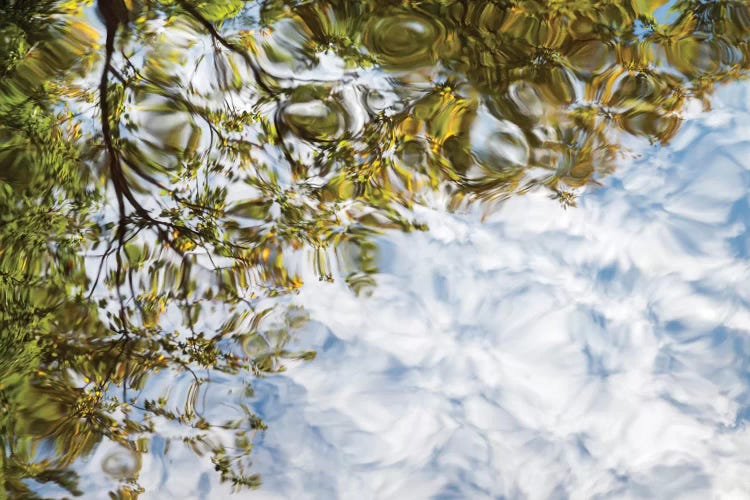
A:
[1,0,749,498]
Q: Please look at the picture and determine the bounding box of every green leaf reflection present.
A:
[1,0,749,495]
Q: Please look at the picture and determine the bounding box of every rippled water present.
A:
[70,81,749,499]
[243,83,750,499]
[2,0,750,498]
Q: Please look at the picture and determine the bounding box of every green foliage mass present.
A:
[0,0,749,496]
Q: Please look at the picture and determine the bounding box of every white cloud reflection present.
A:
[75,82,750,499]
[242,81,750,500]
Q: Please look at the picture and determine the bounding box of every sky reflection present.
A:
[4,1,750,497]
[220,81,750,500]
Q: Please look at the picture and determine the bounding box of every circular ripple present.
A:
[280,87,350,142]
[471,115,530,171]
[101,448,141,480]
[362,11,445,68]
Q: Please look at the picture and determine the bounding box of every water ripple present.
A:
[224,82,750,499]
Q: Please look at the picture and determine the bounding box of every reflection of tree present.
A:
[257,0,750,208]
[1,0,749,496]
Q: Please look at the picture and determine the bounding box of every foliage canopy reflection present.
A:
[1,0,749,495]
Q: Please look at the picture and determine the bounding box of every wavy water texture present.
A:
[245,82,750,500]
[4,1,750,497]
[64,77,750,500]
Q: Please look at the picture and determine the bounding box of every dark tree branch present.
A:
[174,0,275,95]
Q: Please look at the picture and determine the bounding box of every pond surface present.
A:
[1,1,750,498]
